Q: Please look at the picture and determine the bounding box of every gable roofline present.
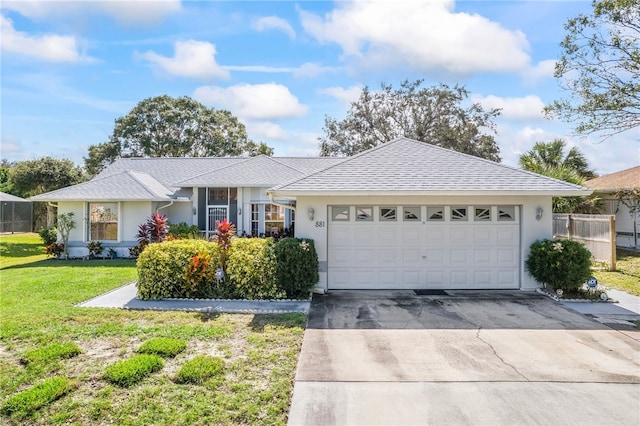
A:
[30,170,181,202]
[269,137,590,194]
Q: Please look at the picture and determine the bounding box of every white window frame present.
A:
[87,202,120,242]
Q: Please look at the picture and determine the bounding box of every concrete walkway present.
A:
[288,291,640,426]
[77,282,310,313]
[561,288,640,326]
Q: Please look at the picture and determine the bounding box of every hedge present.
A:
[137,240,222,300]
[525,239,592,290]
[136,237,319,300]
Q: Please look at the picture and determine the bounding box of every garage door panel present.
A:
[425,228,446,244]
[449,227,468,244]
[496,248,518,265]
[497,270,518,287]
[379,249,398,265]
[330,248,353,265]
[426,249,445,265]
[379,227,399,245]
[355,248,377,265]
[497,226,519,244]
[450,249,468,264]
[402,249,422,265]
[473,249,491,264]
[472,227,493,243]
[379,270,397,287]
[473,271,492,286]
[402,271,421,287]
[354,226,377,245]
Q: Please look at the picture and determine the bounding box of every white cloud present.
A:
[474,94,545,120]
[245,121,288,141]
[0,15,85,62]
[193,83,308,120]
[318,85,362,105]
[141,40,229,80]
[224,65,297,73]
[523,59,556,82]
[299,0,530,73]
[293,62,338,78]
[2,0,181,26]
[253,16,295,39]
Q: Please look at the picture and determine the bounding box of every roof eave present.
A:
[267,189,593,197]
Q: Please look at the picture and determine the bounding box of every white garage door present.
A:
[328,205,520,290]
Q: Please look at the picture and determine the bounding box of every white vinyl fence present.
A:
[553,214,616,271]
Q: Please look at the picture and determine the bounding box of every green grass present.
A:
[103,354,164,387]
[0,233,48,269]
[137,338,186,358]
[21,342,82,365]
[0,233,306,425]
[174,355,225,385]
[1,377,75,419]
[594,248,640,296]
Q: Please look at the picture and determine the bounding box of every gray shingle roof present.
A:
[178,155,314,187]
[269,138,591,196]
[30,155,342,201]
[30,171,176,202]
[0,192,30,202]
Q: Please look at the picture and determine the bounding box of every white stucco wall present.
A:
[293,194,553,292]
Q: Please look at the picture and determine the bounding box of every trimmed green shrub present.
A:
[174,355,225,384]
[137,240,222,299]
[137,338,186,358]
[226,238,283,299]
[168,221,200,239]
[274,238,319,298]
[526,239,592,290]
[103,354,164,387]
[38,227,58,246]
[1,376,74,418]
[21,342,82,365]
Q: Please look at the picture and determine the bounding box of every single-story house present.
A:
[32,137,589,292]
[585,166,640,249]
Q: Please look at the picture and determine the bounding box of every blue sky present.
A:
[1,0,637,175]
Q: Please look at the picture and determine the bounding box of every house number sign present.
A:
[315,221,325,228]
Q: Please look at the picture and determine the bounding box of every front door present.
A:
[208,206,228,237]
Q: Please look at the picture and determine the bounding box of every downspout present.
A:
[268,193,296,212]
[156,201,174,213]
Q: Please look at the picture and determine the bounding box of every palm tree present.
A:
[519,139,597,180]
[519,139,600,213]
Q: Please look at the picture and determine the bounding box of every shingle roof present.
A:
[0,192,30,202]
[30,155,343,201]
[30,171,176,202]
[176,155,340,187]
[585,166,640,192]
[269,137,591,196]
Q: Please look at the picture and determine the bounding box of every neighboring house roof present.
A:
[585,166,640,193]
[0,192,30,202]
[30,171,178,202]
[269,138,591,196]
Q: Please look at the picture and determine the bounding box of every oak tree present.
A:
[319,80,502,161]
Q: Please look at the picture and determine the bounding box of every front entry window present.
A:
[265,204,285,236]
[89,203,118,241]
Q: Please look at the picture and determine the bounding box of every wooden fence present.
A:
[552,214,616,271]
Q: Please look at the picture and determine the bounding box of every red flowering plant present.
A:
[211,219,236,271]
[183,252,214,298]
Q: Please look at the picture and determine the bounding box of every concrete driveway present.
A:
[288,291,640,426]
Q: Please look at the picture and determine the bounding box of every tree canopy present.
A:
[545,0,640,137]
[84,95,273,176]
[519,140,600,213]
[10,157,85,198]
[519,139,597,181]
[319,80,502,161]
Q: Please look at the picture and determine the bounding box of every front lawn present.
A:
[593,248,640,296]
[0,233,48,269]
[0,234,305,425]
